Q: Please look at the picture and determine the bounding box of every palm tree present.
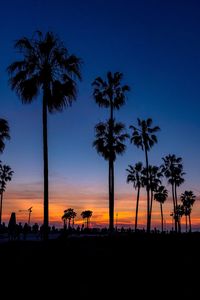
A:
[92,71,129,121]
[8,31,81,239]
[93,119,129,230]
[0,163,14,225]
[142,165,163,230]
[81,210,93,229]
[174,204,184,233]
[62,208,77,230]
[162,154,184,232]
[180,190,196,232]
[126,162,144,231]
[0,119,10,153]
[154,185,168,232]
[130,118,160,232]
[92,72,129,231]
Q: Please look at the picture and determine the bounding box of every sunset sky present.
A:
[1,0,200,229]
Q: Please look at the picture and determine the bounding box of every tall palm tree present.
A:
[8,31,81,239]
[0,163,14,225]
[130,118,160,232]
[81,210,93,229]
[126,162,144,231]
[154,185,168,232]
[0,119,10,153]
[92,72,129,231]
[162,154,184,232]
[93,119,129,230]
[181,190,196,232]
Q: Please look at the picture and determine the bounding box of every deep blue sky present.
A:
[1,0,200,223]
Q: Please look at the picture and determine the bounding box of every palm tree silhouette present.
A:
[93,119,129,230]
[92,72,129,231]
[162,154,184,232]
[92,71,129,120]
[8,31,81,239]
[0,119,10,153]
[81,210,93,229]
[130,118,160,232]
[154,185,168,232]
[142,165,163,230]
[173,204,184,233]
[62,208,77,230]
[0,163,14,225]
[180,190,196,232]
[126,162,144,231]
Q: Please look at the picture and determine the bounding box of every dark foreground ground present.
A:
[0,232,199,298]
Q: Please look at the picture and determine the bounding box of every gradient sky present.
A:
[1,0,200,229]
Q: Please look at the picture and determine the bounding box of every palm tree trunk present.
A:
[174,183,178,233]
[0,192,3,225]
[135,186,140,231]
[189,214,192,232]
[171,183,176,232]
[149,189,153,231]
[179,219,181,233]
[144,147,150,233]
[109,101,114,231]
[43,94,49,240]
[109,159,114,231]
[185,215,188,233]
[63,219,66,230]
[160,203,164,232]
[174,183,178,207]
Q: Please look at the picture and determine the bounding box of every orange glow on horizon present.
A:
[2,189,200,230]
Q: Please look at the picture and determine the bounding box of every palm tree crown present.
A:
[162,154,184,184]
[0,163,14,225]
[154,185,168,204]
[92,71,129,110]
[8,31,81,110]
[93,119,129,161]
[181,191,196,209]
[0,164,14,192]
[0,119,10,153]
[126,162,144,189]
[130,118,160,151]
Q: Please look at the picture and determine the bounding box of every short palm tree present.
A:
[162,154,184,232]
[142,165,163,230]
[93,119,129,230]
[0,163,14,224]
[81,210,93,229]
[154,185,168,232]
[181,190,196,232]
[130,118,160,232]
[126,162,144,231]
[8,31,81,239]
[0,119,10,153]
[174,204,184,233]
[62,208,77,229]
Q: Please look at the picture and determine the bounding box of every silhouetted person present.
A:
[23,223,29,240]
[32,223,39,234]
[8,212,16,240]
